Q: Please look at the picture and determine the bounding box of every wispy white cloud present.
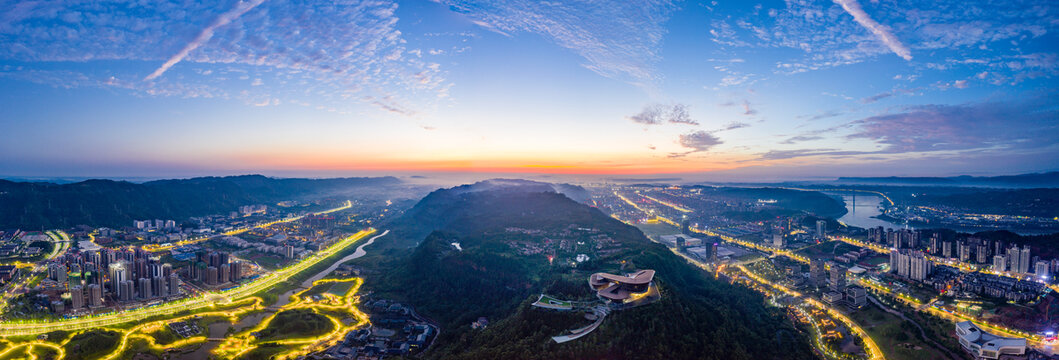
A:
[679,130,722,151]
[669,130,723,158]
[719,121,750,131]
[780,135,824,144]
[860,88,917,104]
[436,0,678,85]
[832,0,911,60]
[0,0,448,115]
[715,0,1055,80]
[627,103,699,125]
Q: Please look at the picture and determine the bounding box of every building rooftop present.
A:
[955,321,1026,359]
[589,269,655,287]
[589,270,656,302]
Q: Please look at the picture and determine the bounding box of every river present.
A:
[828,192,1053,235]
[828,192,909,230]
[271,230,389,308]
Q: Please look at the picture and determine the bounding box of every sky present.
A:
[1,0,1057,181]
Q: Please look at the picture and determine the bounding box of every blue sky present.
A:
[0,0,1056,180]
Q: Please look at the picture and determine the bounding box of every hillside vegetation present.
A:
[361,180,816,360]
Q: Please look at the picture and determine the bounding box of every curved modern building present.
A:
[955,321,1026,360]
[533,269,660,343]
[589,269,658,306]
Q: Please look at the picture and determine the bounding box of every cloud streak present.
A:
[780,135,823,144]
[760,96,1059,160]
[719,121,750,131]
[145,0,266,81]
[669,131,723,158]
[832,0,911,60]
[438,0,677,84]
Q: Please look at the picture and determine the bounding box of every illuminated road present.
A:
[836,229,1057,354]
[657,237,882,360]
[0,227,376,337]
[617,192,881,359]
[733,264,885,360]
[865,295,961,360]
[622,188,1057,352]
[638,193,692,213]
[143,200,353,252]
[617,190,811,264]
[44,230,71,260]
[651,235,877,359]
[858,276,1056,355]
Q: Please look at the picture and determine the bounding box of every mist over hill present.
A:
[374,179,594,249]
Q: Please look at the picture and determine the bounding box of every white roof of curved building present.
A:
[955,321,1026,356]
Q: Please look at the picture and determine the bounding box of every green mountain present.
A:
[0,175,400,229]
[374,179,595,250]
[363,180,816,360]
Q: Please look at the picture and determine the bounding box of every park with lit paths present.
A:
[0,226,375,337]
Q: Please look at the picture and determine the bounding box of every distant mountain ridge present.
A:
[836,171,1059,187]
[0,174,400,229]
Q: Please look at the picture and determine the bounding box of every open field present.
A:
[848,302,959,360]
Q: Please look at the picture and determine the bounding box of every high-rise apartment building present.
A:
[829,262,846,292]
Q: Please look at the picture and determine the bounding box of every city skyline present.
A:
[1,0,1057,179]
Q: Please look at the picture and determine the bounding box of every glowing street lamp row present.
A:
[0,227,375,337]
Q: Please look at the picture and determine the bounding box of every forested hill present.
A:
[376,178,595,249]
[363,180,816,360]
[0,175,399,229]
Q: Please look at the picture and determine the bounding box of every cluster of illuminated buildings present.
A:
[17,244,247,315]
[926,266,1047,303]
[0,229,49,259]
[866,226,1054,303]
[659,234,724,263]
[808,260,868,310]
[41,247,183,312]
[185,250,247,287]
[885,205,1059,233]
[868,226,1056,282]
